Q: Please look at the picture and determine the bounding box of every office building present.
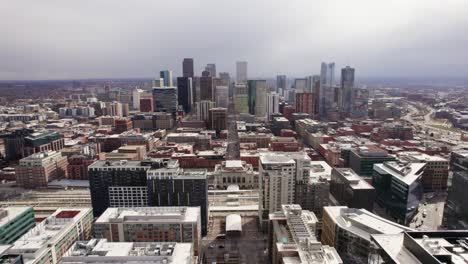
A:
[450,149,468,173]
[319,62,335,118]
[296,92,315,117]
[15,151,68,189]
[0,207,35,245]
[330,168,376,211]
[219,72,230,84]
[267,92,280,120]
[443,171,468,229]
[132,112,174,130]
[398,152,449,191]
[322,206,413,264]
[351,87,369,118]
[208,107,227,132]
[9,208,93,264]
[213,160,258,189]
[152,78,164,88]
[147,169,208,236]
[204,63,216,78]
[63,239,192,264]
[370,231,468,264]
[199,75,213,101]
[234,84,249,113]
[159,70,173,87]
[22,130,65,158]
[268,204,342,264]
[177,77,193,113]
[88,160,157,216]
[294,78,307,92]
[94,207,201,255]
[373,161,425,225]
[349,146,396,177]
[194,100,216,122]
[152,87,178,118]
[215,86,228,108]
[236,61,248,83]
[248,80,268,117]
[182,58,194,78]
[340,66,355,114]
[67,154,96,181]
[132,88,143,110]
[276,75,287,93]
[295,161,331,220]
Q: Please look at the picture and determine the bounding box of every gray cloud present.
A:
[1,0,468,80]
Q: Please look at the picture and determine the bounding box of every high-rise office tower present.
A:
[195,100,216,122]
[319,62,335,118]
[215,86,229,108]
[132,88,143,110]
[236,61,248,84]
[233,84,249,114]
[247,80,267,117]
[294,78,307,92]
[267,92,280,120]
[351,88,369,118]
[182,58,194,78]
[200,75,213,101]
[177,77,193,113]
[152,87,178,118]
[147,169,208,236]
[159,70,173,87]
[341,66,355,114]
[443,171,468,229]
[204,63,216,78]
[312,75,321,115]
[208,107,227,132]
[219,72,230,85]
[276,75,287,93]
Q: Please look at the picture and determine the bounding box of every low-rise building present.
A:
[8,208,93,264]
[62,239,192,264]
[213,160,258,189]
[0,207,35,245]
[15,151,68,188]
[94,207,201,255]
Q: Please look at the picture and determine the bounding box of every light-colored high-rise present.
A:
[267,92,280,120]
[205,63,216,78]
[319,62,335,118]
[159,70,173,87]
[236,61,248,84]
[215,86,229,108]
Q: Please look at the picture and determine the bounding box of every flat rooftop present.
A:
[334,168,374,189]
[95,207,200,224]
[374,161,426,185]
[0,207,32,227]
[260,153,295,165]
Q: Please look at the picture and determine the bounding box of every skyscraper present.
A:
[159,70,173,87]
[319,62,335,118]
[152,87,178,118]
[236,61,248,84]
[276,75,287,93]
[341,66,355,114]
[199,75,213,101]
[294,78,307,92]
[267,92,280,120]
[204,63,216,78]
[247,80,267,117]
[215,86,229,108]
[182,58,194,78]
[177,77,193,113]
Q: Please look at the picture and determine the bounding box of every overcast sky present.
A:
[1,0,468,80]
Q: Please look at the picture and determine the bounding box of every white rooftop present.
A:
[95,207,200,224]
[0,207,32,227]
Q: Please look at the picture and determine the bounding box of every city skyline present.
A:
[2,0,468,80]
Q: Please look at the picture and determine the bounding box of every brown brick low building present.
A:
[15,151,68,188]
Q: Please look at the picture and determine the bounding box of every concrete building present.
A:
[294,78,307,92]
[349,146,396,178]
[340,66,355,115]
[322,206,413,264]
[259,152,311,227]
[330,168,376,211]
[204,63,216,78]
[268,204,342,264]
[370,231,468,264]
[373,161,425,225]
[62,240,192,264]
[132,112,174,131]
[450,149,468,173]
[443,171,468,229]
[208,107,227,132]
[295,161,331,221]
[159,70,173,87]
[234,84,249,114]
[15,151,68,189]
[214,86,228,108]
[94,207,201,255]
[398,152,449,191]
[9,208,93,264]
[0,207,35,245]
[152,87,178,118]
[267,92,280,120]
[236,61,247,84]
[319,62,335,119]
[276,75,286,93]
[195,100,216,122]
[213,160,258,189]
